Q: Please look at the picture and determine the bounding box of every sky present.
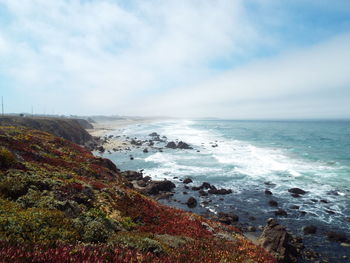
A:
[0,0,350,119]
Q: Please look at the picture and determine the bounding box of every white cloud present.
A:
[0,0,349,118]
[138,33,350,118]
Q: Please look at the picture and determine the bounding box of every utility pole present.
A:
[1,96,3,116]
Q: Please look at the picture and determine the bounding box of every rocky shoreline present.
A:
[92,128,350,263]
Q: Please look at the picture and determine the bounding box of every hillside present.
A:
[0,126,276,263]
[0,116,93,145]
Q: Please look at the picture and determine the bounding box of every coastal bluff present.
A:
[0,116,93,145]
[0,125,276,263]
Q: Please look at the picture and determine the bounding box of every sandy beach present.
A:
[86,118,161,151]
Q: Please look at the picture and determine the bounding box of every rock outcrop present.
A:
[258,218,299,263]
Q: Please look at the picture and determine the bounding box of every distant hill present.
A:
[0,116,93,145]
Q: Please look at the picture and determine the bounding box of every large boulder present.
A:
[165,142,177,149]
[143,180,176,195]
[177,141,193,149]
[288,188,307,195]
[258,218,299,263]
[186,197,197,208]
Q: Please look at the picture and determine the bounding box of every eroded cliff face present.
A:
[0,126,276,263]
[0,116,93,145]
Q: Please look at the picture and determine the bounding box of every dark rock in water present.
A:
[326,232,349,243]
[97,146,105,153]
[184,185,189,190]
[177,141,193,149]
[183,191,188,195]
[290,205,300,210]
[288,188,307,195]
[345,217,350,222]
[130,139,143,146]
[291,193,301,198]
[192,186,201,191]
[148,140,154,146]
[269,200,278,207]
[130,156,134,160]
[258,218,299,263]
[274,209,288,217]
[218,212,239,224]
[303,225,317,235]
[149,132,159,137]
[320,199,329,203]
[186,197,197,208]
[325,209,336,214]
[299,211,307,216]
[143,180,176,195]
[183,178,193,184]
[200,182,213,190]
[165,141,177,149]
[143,148,148,153]
[199,190,208,196]
[265,189,273,195]
[208,188,232,195]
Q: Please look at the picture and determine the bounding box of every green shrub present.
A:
[108,232,166,255]
[0,198,80,243]
[0,147,17,169]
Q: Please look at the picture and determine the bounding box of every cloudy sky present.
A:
[0,0,350,119]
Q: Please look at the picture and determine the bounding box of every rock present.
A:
[130,156,134,160]
[269,200,278,207]
[143,148,149,153]
[326,232,349,243]
[200,182,213,189]
[208,188,232,195]
[186,197,197,208]
[288,188,307,195]
[320,199,329,203]
[122,171,143,181]
[199,190,208,196]
[265,189,273,195]
[258,218,299,263]
[303,225,317,235]
[290,205,300,209]
[218,212,239,224]
[97,146,105,153]
[345,217,350,222]
[183,191,188,195]
[149,132,159,137]
[137,180,147,187]
[192,186,201,191]
[177,141,193,149]
[183,178,193,184]
[274,209,288,217]
[143,180,176,195]
[165,141,177,149]
[291,193,301,198]
[248,216,256,221]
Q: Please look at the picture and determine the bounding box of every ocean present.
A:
[103,119,350,261]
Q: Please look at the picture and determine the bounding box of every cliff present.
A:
[0,126,276,263]
[0,116,93,145]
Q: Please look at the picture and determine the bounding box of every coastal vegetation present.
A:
[0,125,276,262]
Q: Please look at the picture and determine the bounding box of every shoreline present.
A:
[88,120,350,263]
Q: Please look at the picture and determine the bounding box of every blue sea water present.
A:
[102,119,350,261]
